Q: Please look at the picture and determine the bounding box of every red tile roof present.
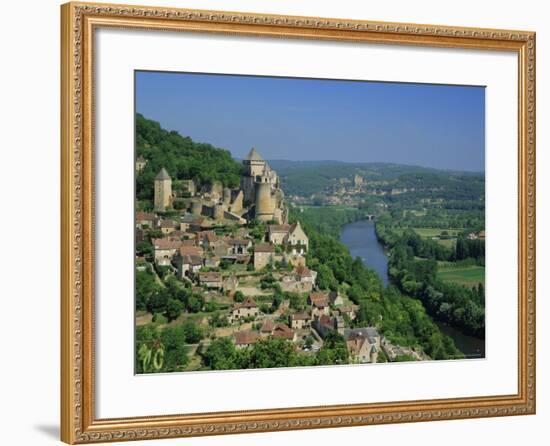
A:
[268,224,290,233]
[179,245,203,256]
[136,212,155,222]
[272,323,295,340]
[294,266,313,277]
[153,238,183,250]
[233,297,258,310]
[260,319,274,333]
[309,292,329,307]
[234,330,260,346]
[254,243,275,253]
[199,272,222,282]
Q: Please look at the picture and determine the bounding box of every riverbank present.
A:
[340,219,485,359]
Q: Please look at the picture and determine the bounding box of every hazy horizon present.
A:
[136,71,485,172]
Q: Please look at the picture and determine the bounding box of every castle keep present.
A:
[240,147,285,223]
[153,147,286,224]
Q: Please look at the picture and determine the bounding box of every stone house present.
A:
[271,323,297,342]
[280,275,304,293]
[267,224,291,245]
[229,297,260,323]
[289,312,312,330]
[179,213,195,232]
[176,254,203,279]
[287,221,309,255]
[253,243,276,270]
[198,272,223,289]
[279,266,317,293]
[197,231,218,248]
[267,222,308,255]
[227,238,252,256]
[152,238,183,266]
[337,305,357,321]
[328,291,344,307]
[294,266,317,287]
[308,292,330,317]
[344,327,381,363]
[135,212,155,228]
[233,330,259,349]
[160,219,176,235]
[136,156,147,172]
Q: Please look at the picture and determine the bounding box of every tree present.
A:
[233,291,245,303]
[316,264,338,291]
[246,338,298,369]
[203,337,240,370]
[136,241,154,259]
[136,270,160,311]
[186,294,204,313]
[147,289,169,314]
[160,326,189,371]
[165,298,183,321]
[182,319,203,343]
[315,332,348,365]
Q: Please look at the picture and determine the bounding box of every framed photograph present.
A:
[60,2,536,443]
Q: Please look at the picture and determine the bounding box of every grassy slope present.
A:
[437,266,485,287]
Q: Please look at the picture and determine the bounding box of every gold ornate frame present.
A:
[60,2,536,444]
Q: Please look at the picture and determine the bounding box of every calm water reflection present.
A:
[340,220,389,286]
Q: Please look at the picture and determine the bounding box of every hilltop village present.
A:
[134,148,418,372]
[288,172,418,207]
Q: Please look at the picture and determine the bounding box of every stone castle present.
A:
[153,147,287,224]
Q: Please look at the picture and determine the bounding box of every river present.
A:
[340,220,389,286]
[340,219,485,359]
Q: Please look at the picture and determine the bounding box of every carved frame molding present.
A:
[60,2,536,443]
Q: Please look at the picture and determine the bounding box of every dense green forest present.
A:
[288,207,464,360]
[291,206,371,239]
[135,114,242,204]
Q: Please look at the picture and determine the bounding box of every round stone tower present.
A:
[255,181,275,221]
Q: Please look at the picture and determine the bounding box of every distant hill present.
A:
[267,159,484,197]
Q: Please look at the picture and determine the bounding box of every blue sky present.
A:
[136,71,485,171]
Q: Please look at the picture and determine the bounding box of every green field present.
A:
[393,227,459,248]
[437,265,485,288]
[411,228,461,238]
